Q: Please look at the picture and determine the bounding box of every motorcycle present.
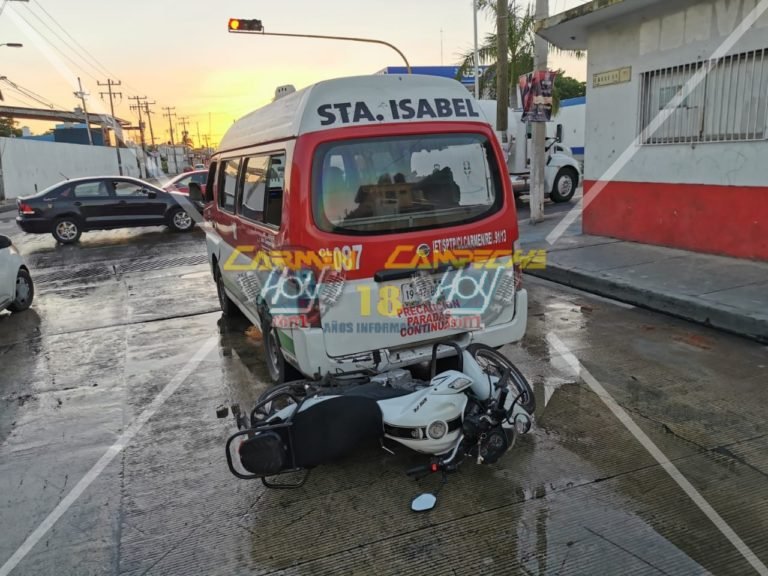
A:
[220,342,536,510]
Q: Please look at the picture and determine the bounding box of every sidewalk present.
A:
[518,210,768,342]
[0,199,15,214]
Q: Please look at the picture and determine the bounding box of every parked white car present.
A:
[0,235,34,313]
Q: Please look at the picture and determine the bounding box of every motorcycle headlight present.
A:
[427,420,448,440]
[514,413,532,435]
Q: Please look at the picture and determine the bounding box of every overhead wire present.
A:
[10,7,100,83]
[20,2,110,82]
[30,0,145,97]
[0,77,62,109]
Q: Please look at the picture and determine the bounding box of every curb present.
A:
[0,202,15,214]
[525,264,768,343]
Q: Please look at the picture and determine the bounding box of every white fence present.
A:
[0,138,143,200]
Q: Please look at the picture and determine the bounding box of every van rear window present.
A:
[313,133,501,235]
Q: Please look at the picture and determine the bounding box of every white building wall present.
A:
[585,0,768,185]
[0,138,142,199]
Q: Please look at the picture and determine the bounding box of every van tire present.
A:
[550,168,578,203]
[215,268,241,317]
[264,323,303,384]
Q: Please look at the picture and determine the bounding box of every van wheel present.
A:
[215,268,241,317]
[550,168,578,203]
[264,323,303,384]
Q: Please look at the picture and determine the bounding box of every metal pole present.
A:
[98,78,123,175]
[143,101,156,148]
[243,30,412,73]
[163,106,179,174]
[128,96,148,179]
[473,0,480,99]
[496,0,509,137]
[530,0,549,224]
[75,77,93,146]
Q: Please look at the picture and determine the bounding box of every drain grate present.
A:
[34,265,114,285]
[115,254,208,274]
[33,254,210,285]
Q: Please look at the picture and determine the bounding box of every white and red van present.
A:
[204,75,528,382]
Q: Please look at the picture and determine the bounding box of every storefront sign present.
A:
[593,67,632,88]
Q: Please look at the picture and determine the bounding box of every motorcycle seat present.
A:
[337,382,414,401]
[240,395,385,475]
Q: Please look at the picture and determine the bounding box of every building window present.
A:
[639,48,768,145]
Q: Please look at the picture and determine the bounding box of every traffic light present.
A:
[228,18,263,32]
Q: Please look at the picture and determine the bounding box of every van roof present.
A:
[218,74,491,153]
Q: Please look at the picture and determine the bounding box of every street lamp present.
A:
[0,43,23,48]
[227,18,411,73]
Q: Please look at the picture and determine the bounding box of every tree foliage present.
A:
[0,117,22,138]
[554,74,586,102]
[457,1,584,111]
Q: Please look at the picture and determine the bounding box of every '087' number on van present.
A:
[320,245,362,271]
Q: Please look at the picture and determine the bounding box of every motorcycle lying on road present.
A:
[220,342,536,510]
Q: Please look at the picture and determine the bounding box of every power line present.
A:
[0,77,60,109]
[21,2,109,82]
[11,7,100,82]
[32,0,145,96]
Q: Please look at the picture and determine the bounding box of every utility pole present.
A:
[530,0,549,224]
[496,0,509,146]
[473,0,480,99]
[128,95,148,179]
[98,78,123,175]
[163,106,179,174]
[142,100,157,148]
[179,116,190,166]
[196,121,202,150]
[74,77,94,146]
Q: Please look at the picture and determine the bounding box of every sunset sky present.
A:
[0,0,587,147]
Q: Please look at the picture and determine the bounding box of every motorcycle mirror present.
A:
[411,493,437,512]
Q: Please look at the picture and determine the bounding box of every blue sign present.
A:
[378,66,489,86]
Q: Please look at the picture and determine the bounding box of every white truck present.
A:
[477,100,581,203]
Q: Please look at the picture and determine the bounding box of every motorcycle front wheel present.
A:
[467,344,536,414]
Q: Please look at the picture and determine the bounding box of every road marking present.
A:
[545,0,768,246]
[0,336,219,576]
[546,333,768,576]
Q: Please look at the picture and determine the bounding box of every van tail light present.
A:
[18,202,35,215]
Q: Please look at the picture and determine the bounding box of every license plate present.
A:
[400,277,440,305]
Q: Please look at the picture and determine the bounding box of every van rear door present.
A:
[306,129,518,357]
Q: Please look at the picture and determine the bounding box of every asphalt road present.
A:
[0,211,767,576]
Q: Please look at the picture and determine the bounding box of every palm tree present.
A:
[457,1,583,111]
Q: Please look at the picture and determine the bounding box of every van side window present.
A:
[264,154,285,227]
[205,161,217,203]
[218,159,239,213]
[239,156,269,222]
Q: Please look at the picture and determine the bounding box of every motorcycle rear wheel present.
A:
[467,344,536,414]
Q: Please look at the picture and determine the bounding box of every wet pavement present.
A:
[1,212,767,575]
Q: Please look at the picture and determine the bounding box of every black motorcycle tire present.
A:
[466,344,536,414]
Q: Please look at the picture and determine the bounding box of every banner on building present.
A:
[518,70,559,122]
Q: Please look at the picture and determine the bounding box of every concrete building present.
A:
[539,0,768,261]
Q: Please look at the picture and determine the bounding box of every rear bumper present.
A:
[16,217,51,234]
[284,289,529,379]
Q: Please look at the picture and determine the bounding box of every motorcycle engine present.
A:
[462,399,510,465]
